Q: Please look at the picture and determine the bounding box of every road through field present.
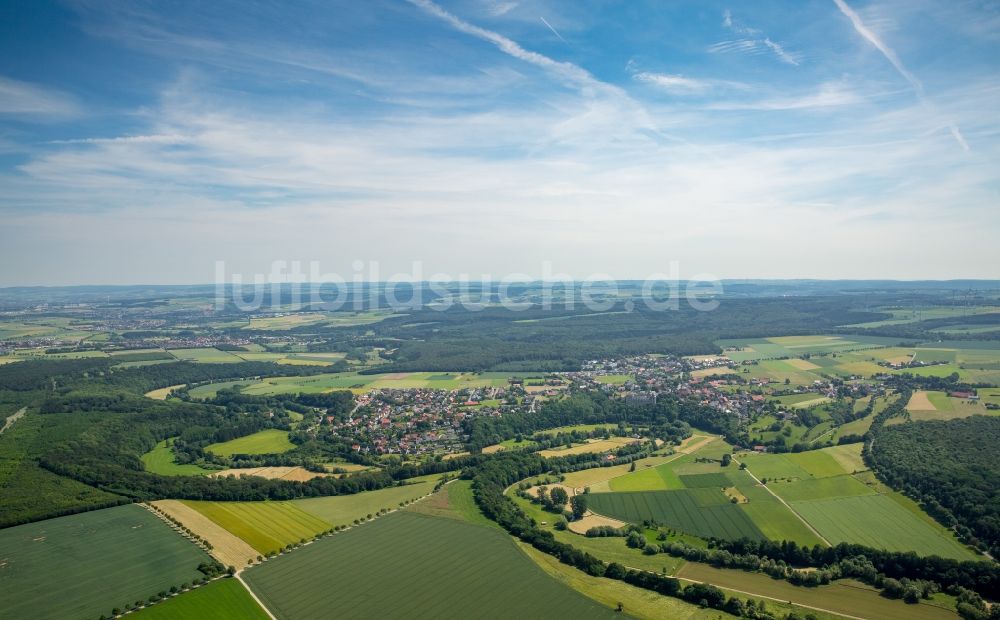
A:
[235,574,277,620]
[733,454,831,546]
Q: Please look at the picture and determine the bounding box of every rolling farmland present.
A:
[0,505,211,620]
[243,511,618,619]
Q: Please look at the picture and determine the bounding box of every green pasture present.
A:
[205,429,295,456]
[142,439,214,476]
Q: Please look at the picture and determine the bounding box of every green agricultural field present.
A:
[129,578,269,619]
[0,505,210,620]
[142,439,214,476]
[183,500,331,555]
[783,450,850,478]
[292,475,440,524]
[205,429,294,456]
[167,347,245,363]
[242,512,617,619]
[737,491,826,547]
[587,489,766,541]
[820,443,868,473]
[608,463,680,491]
[792,494,977,560]
[736,452,812,481]
[768,474,875,502]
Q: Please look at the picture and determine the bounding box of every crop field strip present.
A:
[243,511,617,619]
[587,489,766,541]
[0,504,211,620]
[183,500,331,555]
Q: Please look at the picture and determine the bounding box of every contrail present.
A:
[539,16,566,43]
[832,0,968,151]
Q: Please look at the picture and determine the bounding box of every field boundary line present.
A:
[671,574,864,620]
[235,574,278,620]
[732,455,832,546]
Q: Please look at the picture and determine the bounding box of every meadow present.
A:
[205,429,295,456]
[142,439,215,476]
[242,511,617,619]
[183,500,331,555]
[0,505,210,620]
[129,578,269,619]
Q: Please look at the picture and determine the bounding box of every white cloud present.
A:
[0,76,80,120]
[709,82,861,110]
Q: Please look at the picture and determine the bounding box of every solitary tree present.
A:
[570,494,588,520]
[549,486,569,508]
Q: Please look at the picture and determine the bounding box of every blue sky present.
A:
[0,0,998,285]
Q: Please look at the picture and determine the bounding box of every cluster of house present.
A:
[323,386,523,456]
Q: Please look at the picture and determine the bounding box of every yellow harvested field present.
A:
[210,466,330,482]
[144,384,185,400]
[907,391,936,411]
[567,512,628,534]
[537,437,636,458]
[151,499,259,569]
[785,358,820,370]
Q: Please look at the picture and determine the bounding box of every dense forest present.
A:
[870,416,1000,558]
